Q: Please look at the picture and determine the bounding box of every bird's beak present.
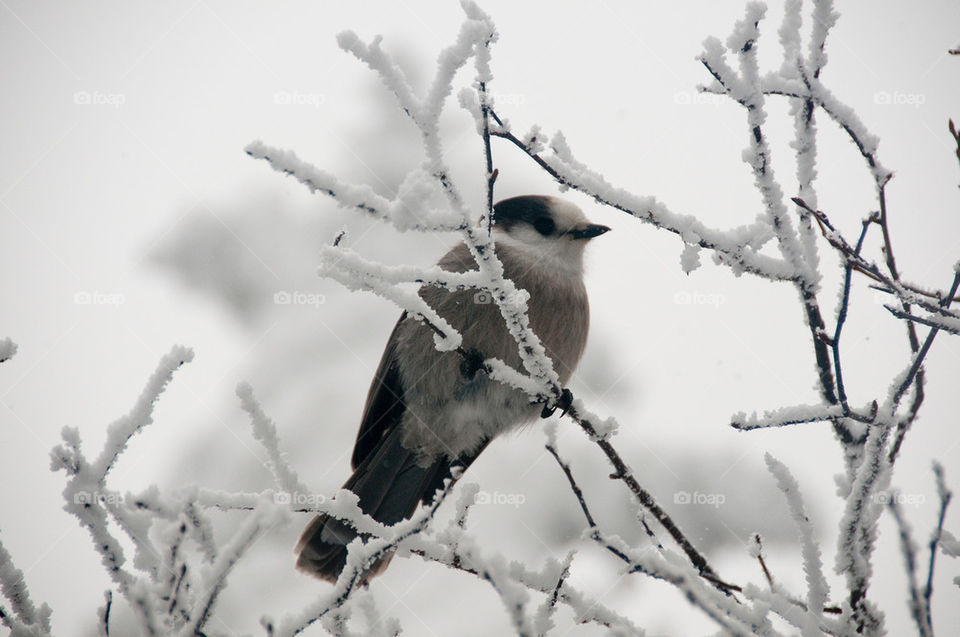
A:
[570,224,611,240]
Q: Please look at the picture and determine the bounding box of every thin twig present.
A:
[949,119,960,182]
[102,590,112,637]
[889,269,960,410]
[887,495,931,637]
[561,411,736,594]
[924,463,952,631]
[753,534,775,589]
[884,306,960,335]
[830,214,875,413]
[488,111,796,282]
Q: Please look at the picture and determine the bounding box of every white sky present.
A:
[2,1,959,634]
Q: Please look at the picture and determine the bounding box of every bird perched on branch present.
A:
[296,195,609,582]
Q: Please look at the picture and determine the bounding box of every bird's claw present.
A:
[540,388,574,419]
[459,348,485,380]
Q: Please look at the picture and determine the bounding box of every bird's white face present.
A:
[491,196,609,275]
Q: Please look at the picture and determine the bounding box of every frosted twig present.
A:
[765,454,830,636]
[93,346,194,481]
[883,307,960,335]
[98,590,112,637]
[950,119,960,177]
[250,5,731,604]
[236,382,311,497]
[569,404,734,593]
[888,492,931,637]
[923,463,952,630]
[0,536,52,636]
[732,403,852,430]
[544,444,598,529]
[41,346,300,636]
[234,0,958,633]
[702,5,847,414]
[888,268,960,411]
[488,116,794,282]
[532,552,572,637]
[742,70,892,187]
[786,1,838,411]
[410,537,642,634]
[277,476,460,636]
[829,213,874,415]
[49,345,194,629]
[792,199,960,320]
[547,420,733,594]
[178,496,288,636]
[752,534,775,588]
[546,439,748,625]
[471,1,499,235]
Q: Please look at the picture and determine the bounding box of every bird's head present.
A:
[490,195,610,274]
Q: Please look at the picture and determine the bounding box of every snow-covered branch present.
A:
[492,1,958,634]
[0,536,52,636]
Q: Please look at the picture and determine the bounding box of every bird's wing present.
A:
[350,241,475,470]
[350,313,408,470]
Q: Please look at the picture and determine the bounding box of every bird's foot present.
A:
[540,388,574,419]
[459,348,485,380]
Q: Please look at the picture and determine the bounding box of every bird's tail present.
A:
[295,427,461,582]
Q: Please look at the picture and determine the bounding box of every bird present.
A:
[296,195,609,582]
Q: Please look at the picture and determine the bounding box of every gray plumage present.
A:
[296,195,609,581]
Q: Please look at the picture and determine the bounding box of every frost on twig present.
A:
[0,536,53,636]
[765,454,830,636]
[487,0,957,633]
[246,0,960,633]
[39,346,292,635]
[237,381,311,497]
[244,0,743,627]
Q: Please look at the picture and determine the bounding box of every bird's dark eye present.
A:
[533,216,555,236]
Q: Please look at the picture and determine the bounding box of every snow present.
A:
[680,242,702,274]
[807,0,838,77]
[777,0,803,78]
[572,400,619,441]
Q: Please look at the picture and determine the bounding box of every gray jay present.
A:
[296,195,609,581]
